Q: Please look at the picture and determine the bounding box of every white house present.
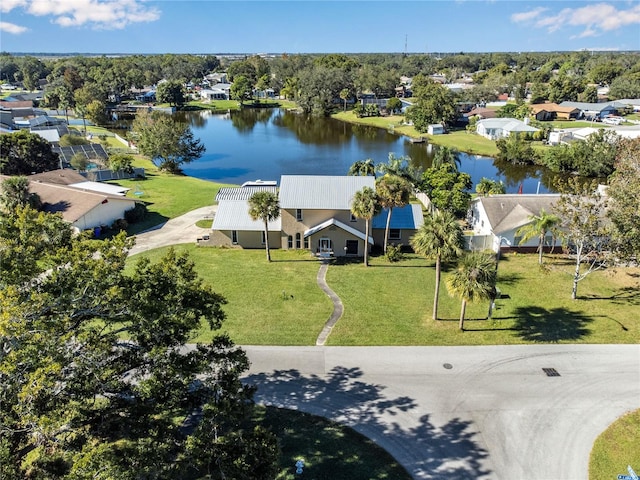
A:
[200,83,231,101]
[467,194,561,253]
[476,118,539,140]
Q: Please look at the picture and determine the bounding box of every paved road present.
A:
[242,344,640,480]
[127,205,216,256]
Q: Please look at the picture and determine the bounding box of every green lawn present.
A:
[254,406,412,480]
[589,409,640,480]
[109,157,235,234]
[332,111,499,156]
[128,246,640,346]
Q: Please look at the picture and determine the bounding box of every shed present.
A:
[428,124,445,135]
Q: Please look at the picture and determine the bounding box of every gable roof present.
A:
[279,175,375,210]
[476,118,539,133]
[213,185,281,231]
[304,218,373,244]
[474,194,560,234]
[529,103,579,114]
[372,204,424,230]
[29,168,87,185]
[558,101,617,112]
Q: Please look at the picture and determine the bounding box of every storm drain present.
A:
[542,368,560,377]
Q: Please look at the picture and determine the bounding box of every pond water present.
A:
[172,108,554,193]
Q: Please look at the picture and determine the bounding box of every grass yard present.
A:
[253,406,412,480]
[128,246,640,346]
[332,111,499,157]
[108,157,235,234]
[589,409,640,480]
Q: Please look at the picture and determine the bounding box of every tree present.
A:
[0,130,60,175]
[554,178,609,300]
[410,210,464,320]
[132,111,205,173]
[475,177,506,196]
[0,215,279,478]
[350,186,381,267]
[516,208,561,264]
[375,174,412,252]
[386,97,402,115]
[405,76,457,132]
[86,99,109,126]
[446,252,498,330]
[59,133,90,146]
[107,153,135,174]
[248,190,280,262]
[606,138,640,261]
[419,164,472,218]
[230,75,253,104]
[0,176,40,213]
[376,153,422,188]
[340,88,350,111]
[495,133,538,165]
[348,158,376,177]
[70,152,90,171]
[432,146,460,171]
[156,79,186,106]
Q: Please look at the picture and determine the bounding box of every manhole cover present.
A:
[542,368,560,377]
[443,363,453,370]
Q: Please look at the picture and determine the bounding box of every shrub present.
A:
[124,203,147,223]
[385,243,404,262]
[111,218,128,231]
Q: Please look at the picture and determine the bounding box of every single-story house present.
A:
[529,103,580,121]
[464,107,497,120]
[466,194,561,253]
[476,118,539,140]
[200,83,231,100]
[0,175,138,233]
[558,101,619,120]
[210,175,424,257]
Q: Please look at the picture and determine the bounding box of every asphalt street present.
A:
[242,344,640,480]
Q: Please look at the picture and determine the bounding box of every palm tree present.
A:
[248,190,280,262]
[375,174,412,253]
[475,178,493,197]
[348,158,376,177]
[340,88,350,112]
[446,252,497,330]
[515,208,561,264]
[432,146,460,171]
[350,186,381,267]
[410,210,464,320]
[376,153,422,187]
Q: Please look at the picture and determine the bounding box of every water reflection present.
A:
[170,108,557,193]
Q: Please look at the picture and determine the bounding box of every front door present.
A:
[345,240,358,255]
[319,238,332,253]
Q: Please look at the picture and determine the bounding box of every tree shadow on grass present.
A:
[245,367,491,479]
[582,286,640,305]
[508,306,594,342]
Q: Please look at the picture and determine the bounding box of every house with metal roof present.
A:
[466,194,561,253]
[475,118,539,140]
[210,175,425,257]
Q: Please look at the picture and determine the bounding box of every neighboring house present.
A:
[210,175,425,257]
[0,175,138,232]
[529,103,580,121]
[200,83,231,100]
[204,72,229,85]
[475,118,539,140]
[464,107,497,120]
[30,128,60,143]
[558,101,619,120]
[29,115,67,129]
[466,194,561,253]
[52,144,109,166]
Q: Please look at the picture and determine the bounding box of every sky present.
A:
[1,1,639,54]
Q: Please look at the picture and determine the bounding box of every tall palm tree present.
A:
[410,210,464,320]
[248,190,280,262]
[376,153,422,187]
[375,174,412,253]
[516,208,561,264]
[350,186,381,267]
[446,252,497,330]
[432,146,460,171]
[347,158,376,177]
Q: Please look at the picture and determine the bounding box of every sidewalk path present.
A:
[128,205,216,256]
[315,260,344,346]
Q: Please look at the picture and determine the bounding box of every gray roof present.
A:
[216,185,278,201]
[474,194,560,234]
[304,218,373,244]
[212,199,281,231]
[558,101,617,112]
[476,118,539,133]
[279,175,375,210]
[372,204,424,230]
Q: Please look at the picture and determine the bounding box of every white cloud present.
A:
[6,0,160,30]
[0,0,26,14]
[0,21,28,34]
[515,2,640,38]
[511,7,547,23]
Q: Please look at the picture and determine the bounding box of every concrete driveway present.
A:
[243,344,640,480]
[127,205,216,256]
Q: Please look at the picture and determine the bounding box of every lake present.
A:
[174,108,553,193]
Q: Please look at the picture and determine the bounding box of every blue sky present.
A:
[1,1,639,54]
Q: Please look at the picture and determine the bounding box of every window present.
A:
[389,229,401,240]
[295,233,301,249]
[296,209,303,221]
[350,213,357,222]
[304,237,309,249]
[232,230,238,244]
[261,231,266,245]
[287,235,293,248]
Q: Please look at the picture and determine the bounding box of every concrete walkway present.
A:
[314,260,344,346]
[127,205,216,256]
